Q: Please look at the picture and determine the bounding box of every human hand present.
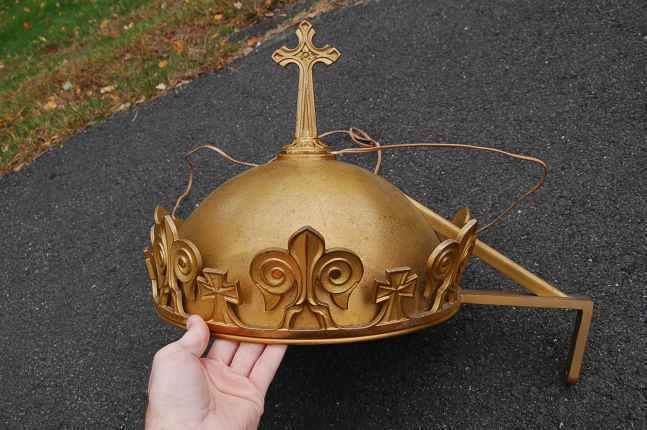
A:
[146,315,287,430]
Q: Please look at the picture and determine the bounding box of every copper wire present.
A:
[319,127,383,174]
[172,128,548,233]
[171,145,262,218]
[326,128,548,233]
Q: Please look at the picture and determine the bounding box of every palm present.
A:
[147,316,286,430]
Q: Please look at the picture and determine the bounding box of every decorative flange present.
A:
[145,213,468,337]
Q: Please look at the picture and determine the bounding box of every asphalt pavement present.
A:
[1,0,646,428]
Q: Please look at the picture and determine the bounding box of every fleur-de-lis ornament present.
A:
[250,226,363,329]
[425,219,478,312]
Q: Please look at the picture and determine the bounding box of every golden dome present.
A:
[145,151,475,343]
[179,156,442,333]
[143,20,478,343]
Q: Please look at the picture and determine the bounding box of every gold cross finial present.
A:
[273,20,340,155]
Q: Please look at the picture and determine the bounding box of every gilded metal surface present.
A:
[407,197,568,298]
[250,226,363,329]
[173,155,444,333]
[425,219,477,312]
[144,20,593,383]
[272,20,339,155]
[374,268,418,324]
[460,290,593,384]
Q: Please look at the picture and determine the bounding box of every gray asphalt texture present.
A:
[1,0,646,428]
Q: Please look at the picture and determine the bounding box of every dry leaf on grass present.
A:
[171,40,185,54]
[155,83,167,90]
[43,99,58,111]
[114,102,132,112]
[246,36,260,47]
[233,1,243,10]
[213,13,224,22]
[158,59,169,68]
[100,85,116,94]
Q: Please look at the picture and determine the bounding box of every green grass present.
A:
[0,0,306,174]
[0,0,149,59]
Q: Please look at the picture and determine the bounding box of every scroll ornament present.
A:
[144,207,242,325]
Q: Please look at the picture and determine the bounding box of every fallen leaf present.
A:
[136,96,146,103]
[43,99,58,111]
[264,12,274,17]
[246,36,260,47]
[158,59,169,69]
[123,22,134,30]
[99,19,109,32]
[0,63,4,70]
[100,85,116,94]
[115,102,131,112]
[124,53,133,61]
[171,40,185,54]
[213,13,224,22]
[23,22,32,30]
[155,83,167,90]
[233,1,243,10]
[62,81,73,91]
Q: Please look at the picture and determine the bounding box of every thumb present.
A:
[176,315,210,357]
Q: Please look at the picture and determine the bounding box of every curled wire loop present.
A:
[172,128,548,233]
[171,145,262,218]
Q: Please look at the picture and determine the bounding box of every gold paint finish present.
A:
[460,290,593,385]
[177,156,442,331]
[144,20,593,384]
[272,20,340,155]
[425,219,477,312]
[250,226,364,329]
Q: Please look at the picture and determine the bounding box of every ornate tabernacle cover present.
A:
[144,21,593,384]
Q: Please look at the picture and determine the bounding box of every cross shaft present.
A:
[272,21,340,154]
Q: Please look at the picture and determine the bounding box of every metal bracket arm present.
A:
[406,195,594,384]
[460,290,593,384]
